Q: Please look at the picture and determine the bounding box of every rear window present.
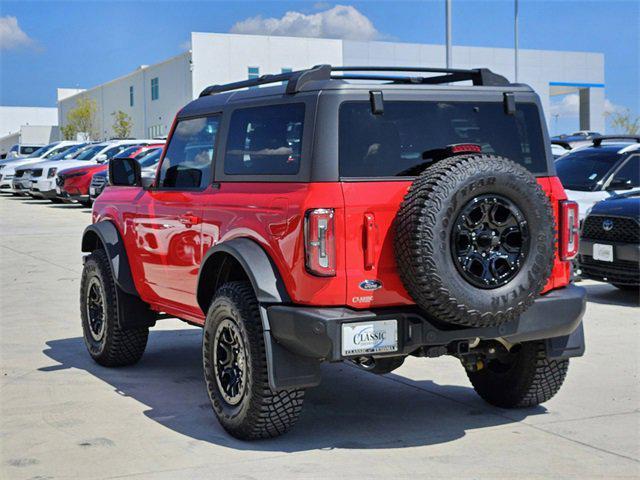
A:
[339,101,547,177]
[224,103,304,175]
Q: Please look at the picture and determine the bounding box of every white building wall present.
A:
[190,32,343,98]
[55,33,606,140]
[342,40,605,132]
[0,106,58,137]
[58,53,192,140]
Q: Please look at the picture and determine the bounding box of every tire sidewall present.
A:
[203,293,257,428]
[434,166,551,314]
[396,155,555,326]
[80,254,113,358]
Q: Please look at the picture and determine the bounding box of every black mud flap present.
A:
[545,322,585,360]
[116,286,156,330]
[260,306,321,391]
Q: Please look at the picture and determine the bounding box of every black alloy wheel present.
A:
[451,194,530,289]
[86,277,106,342]
[213,319,247,406]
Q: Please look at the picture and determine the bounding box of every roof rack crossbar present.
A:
[198,64,510,97]
[199,64,332,97]
[593,135,640,146]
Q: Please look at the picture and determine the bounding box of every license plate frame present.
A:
[593,243,614,262]
[341,319,398,356]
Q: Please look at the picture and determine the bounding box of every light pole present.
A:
[445,0,452,68]
[514,0,519,82]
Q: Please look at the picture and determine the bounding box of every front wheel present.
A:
[203,282,304,440]
[80,249,148,366]
[466,341,568,408]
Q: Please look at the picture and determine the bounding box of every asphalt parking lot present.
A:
[0,193,638,480]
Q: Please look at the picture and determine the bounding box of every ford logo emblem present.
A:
[359,279,383,291]
[602,219,614,231]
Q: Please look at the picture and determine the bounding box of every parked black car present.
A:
[578,191,640,289]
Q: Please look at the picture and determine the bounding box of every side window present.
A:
[224,103,305,175]
[158,116,219,189]
[612,154,639,188]
[104,145,129,159]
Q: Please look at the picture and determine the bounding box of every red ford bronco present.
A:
[81,65,586,440]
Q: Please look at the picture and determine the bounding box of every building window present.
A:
[151,77,159,101]
[248,67,259,88]
[248,66,259,79]
[129,86,134,107]
[281,68,292,85]
[148,125,164,138]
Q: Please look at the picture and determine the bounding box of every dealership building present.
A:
[57,32,605,140]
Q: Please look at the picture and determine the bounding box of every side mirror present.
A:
[606,177,633,191]
[109,157,141,187]
[95,154,108,163]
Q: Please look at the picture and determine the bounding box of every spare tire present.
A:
[394,154,555,328]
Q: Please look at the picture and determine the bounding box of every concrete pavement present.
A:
[1,194,638,479]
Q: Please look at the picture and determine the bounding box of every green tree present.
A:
[607,109,640,135]
[111,110,133,138]
[60,124,77,140]
[65,97,98,140]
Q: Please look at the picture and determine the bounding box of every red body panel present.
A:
[94,172,571,325]
[61,164,107,196]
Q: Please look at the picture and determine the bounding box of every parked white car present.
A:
[0,141,81,193]
[555,136,640,221]
[31,139,156,200]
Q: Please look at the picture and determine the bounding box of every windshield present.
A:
[47,144,87,161]
[339,101,547,177]
[138,149,162,168]
[114,146,141,159]
[75,145,105,161]
[555,149,622,191]
[42,144,75,159]
[26,145,49,158]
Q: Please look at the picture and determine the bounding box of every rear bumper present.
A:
[578,239,640,286]
[267,284,586,362]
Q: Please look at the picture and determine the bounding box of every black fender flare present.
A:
[81,221,138,297]
[197,239,320,391]
[197,238,290,312]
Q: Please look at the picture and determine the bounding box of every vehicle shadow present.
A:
[583,281,639,307]
[40,329,545,452]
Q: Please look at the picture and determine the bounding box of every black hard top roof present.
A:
[180,64,533,117]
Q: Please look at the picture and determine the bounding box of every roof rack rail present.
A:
[593,135,640,146]
[198,64,510,97]
[199,65,332,97]
[329,66,510,86]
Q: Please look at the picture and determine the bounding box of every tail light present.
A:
[304,208,336,276]
[560,200,579,260]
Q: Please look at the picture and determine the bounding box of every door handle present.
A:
[179,213,201,227]
[364,212,376,270]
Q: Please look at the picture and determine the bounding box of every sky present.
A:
[0,0,638,135]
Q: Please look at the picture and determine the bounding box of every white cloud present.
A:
[0,16,34,50]
[230,5,381,41]
[550,93,627,119]
[549,93,579,117]
[604,98,625,115]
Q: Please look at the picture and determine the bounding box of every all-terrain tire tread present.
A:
[80,249,148,367]
[467,341,569,408]
[394,154,555,328]
[204,282,304,440]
